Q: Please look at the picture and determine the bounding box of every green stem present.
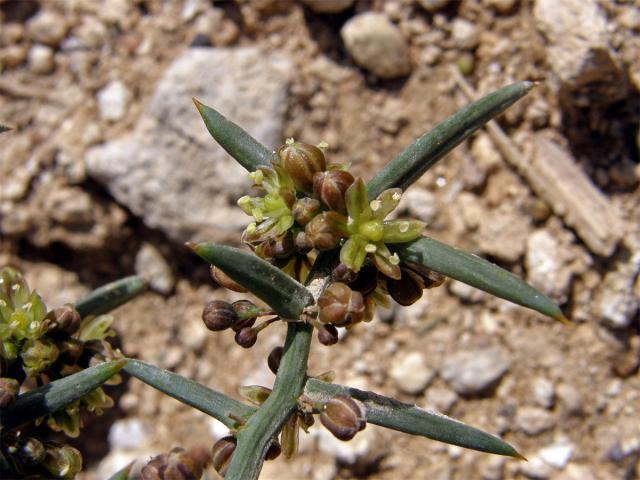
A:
[224,252,335,480]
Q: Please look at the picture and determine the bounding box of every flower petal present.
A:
[345,178,369,222]
[340,235,368,273]
[382,220,425,243]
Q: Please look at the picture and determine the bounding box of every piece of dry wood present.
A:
[452,68,624,257]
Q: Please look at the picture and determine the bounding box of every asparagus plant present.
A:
[1,81,569,480]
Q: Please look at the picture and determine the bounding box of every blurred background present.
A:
[0,0,638,478]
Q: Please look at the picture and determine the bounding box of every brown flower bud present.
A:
[268,346,284,374]
[331,263,358,284]
[292,197,321,226]
[313,169,355,213]
[18,437,46,465]
[278,141,326,193]
[320,395,366,441]
[386,268,424,306]
[265,439,282,461]
[293,230,313,254]
[0,377,19,407]
[211,266,247,293]
[349,265,378,296]
[235,327,258,348]
[202,300,238,331]
[318,283,365,327]
[404,262,445,289]
[317,324,339,346]
[212,435,236,477]
[46,304,81,335]
[58,338,84,364]
[305,213,341,251]
[231,300,260,332]
[42,443,83,479]
[255,233,294,259]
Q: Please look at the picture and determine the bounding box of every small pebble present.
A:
[135,243,175,294]
[390,351,435,394]
[27,10,68,47]
[341,12,412,79]
[441,347,510,396]
[417,0,452,12]
[531,377,555,409]
[28,44,55,74]
[97,80,131,122]
[539,440,574,469]
[516,406,556,436]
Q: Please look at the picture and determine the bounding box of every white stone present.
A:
[27,10,68,46]
[539,440,574,469]
[531,377,555,409]
[593,245,640,329]
[28,44,55,74]
[400,188,437,224]
[108,419,149,449]
[135,243,175,294]
[341,13,411,79]
[520,455,553,480]
[441,347,510,396]
[451,18,479,49]
[516,406,556,436]
[390,351,435,394]
[525,229,575,304]
[97,80,131,122]
[87,48,291,244]
[425,386,458,414]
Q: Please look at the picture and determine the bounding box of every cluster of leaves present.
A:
[202,139,447,349]
[0,268,144,478]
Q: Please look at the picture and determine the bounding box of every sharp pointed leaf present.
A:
[305,378,523,459]
[75,276,148,318]
[189,243,314,320]
[395,237,567,322]
[124,359,255,429]
[194,99,273,172]
[0,360,126,434]
[367,81,535,199]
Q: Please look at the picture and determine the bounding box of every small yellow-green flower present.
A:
[328,178,425,279]
[238,166,296,244]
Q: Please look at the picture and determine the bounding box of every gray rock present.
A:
[341,13,411,79]
[451,19,479,49]
[135,243,175,294]
[425,386,458,414]
[516,406,556,436]
[519,455,553,480]
[390,351,435,395]
[108,419,149,450]
[539,440,574,469]
[533,0,626,107]
[302,0,354,13]
[475,205,531,262]
[441,347,510,396]
[531,377,555,409]
[27,10,68,47]
[87,47,291,244]
[593,243,640,329]
[525,229,575,304]
[28,45,55,74]
[556,382,582,415]
[97,80,131,122]
[417,0,452,12]
[399,188,437,224]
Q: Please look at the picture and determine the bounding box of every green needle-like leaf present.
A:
[367,81,535,199]
[189,243,314,320]
[124,359,255,429]
[305,378,524,459]
[74,276,148,318]
[0,360,126,434]
[193,99,273,172]
[107,464,132,480]
[395,237,568,323]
